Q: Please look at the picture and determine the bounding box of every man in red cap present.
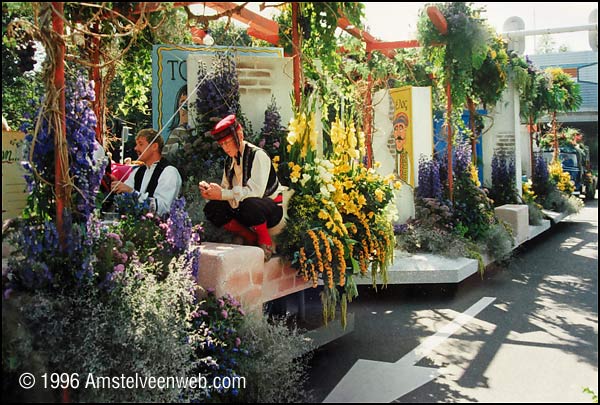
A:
[199,114,283,261]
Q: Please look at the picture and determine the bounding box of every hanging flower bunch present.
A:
[278,107,396,327]
[539,127,585,151]
[548,159,575,195]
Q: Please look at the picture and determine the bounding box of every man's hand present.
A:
[111,176,133,194]
[199,181,222,200]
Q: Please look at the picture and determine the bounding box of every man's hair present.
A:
[136,128,164,153]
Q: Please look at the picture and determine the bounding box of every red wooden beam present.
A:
[366,40,420,52]
[203,2,278,33]
[247,26,279,45]
[291,2,301,108]
[52,2,67,249]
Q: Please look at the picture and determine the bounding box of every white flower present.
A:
[300,173,311,187]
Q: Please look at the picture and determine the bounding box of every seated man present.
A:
[111,128,182,216]
[199,114,283,261]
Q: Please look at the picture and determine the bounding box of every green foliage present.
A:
[542,188,584,214]
[235,315,313,403]
[539,127,586,151]
[275,3,365,121]
[583,388,598,403]
[453,170,496,241]
[482,221,513,262]
[3,263,198,403]
[417,2,491,109]
[208,19,253,47]
[471,34,509,108]
[545,67,582,114]
[2,3,44,131]
[527,201,545,226]
[115,35,153,118]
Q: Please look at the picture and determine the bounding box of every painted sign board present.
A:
[152,44,283,141]
[2,131,27,221]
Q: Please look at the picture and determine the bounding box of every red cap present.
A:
[210,114,239,142]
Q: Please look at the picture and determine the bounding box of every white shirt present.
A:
[220,142,282,209]
[125,161,182,216]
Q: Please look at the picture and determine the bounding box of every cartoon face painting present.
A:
[393,112,409,152]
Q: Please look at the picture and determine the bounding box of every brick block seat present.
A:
[197,242,312,313]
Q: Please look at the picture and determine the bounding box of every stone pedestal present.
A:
[494,204,529,245]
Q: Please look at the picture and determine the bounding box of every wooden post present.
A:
[52,2,67,249]
[291,3,301,108]
[364,52,374,168]
[91,24,103,144]
[446,78,453,201]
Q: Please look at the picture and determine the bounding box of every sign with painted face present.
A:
[389,87,415,186]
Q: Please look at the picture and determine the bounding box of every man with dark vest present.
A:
[199,114,283,261]
[111,128,182,216]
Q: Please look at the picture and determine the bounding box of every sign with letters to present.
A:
[152,44,283,139]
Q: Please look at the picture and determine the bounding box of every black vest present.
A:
[224,144,279,198]
[133,159,171,198]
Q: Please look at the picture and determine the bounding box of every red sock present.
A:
[252,222,272,247]
[223,219,257,244]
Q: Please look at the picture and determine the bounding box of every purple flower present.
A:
[453,139,472,176]
[235,337,241,347]
[113,264,125,273]
[221,310,228,319]
[417,155,443,200]
[166,197,192,253]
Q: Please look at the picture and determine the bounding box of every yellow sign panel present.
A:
[389,87,414,186]
[2,131,27,221]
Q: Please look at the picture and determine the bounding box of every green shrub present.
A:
[527,201,545,225]
[235,315,313,403]
[3,260,198,403]
[543,188,584,214]
[482,222,514,262]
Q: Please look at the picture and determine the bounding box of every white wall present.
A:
[187,54,294,135]
[483,81,523,195]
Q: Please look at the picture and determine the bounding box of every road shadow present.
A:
[305,198,597,402]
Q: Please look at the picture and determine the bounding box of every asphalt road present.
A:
[305,197,598,403]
